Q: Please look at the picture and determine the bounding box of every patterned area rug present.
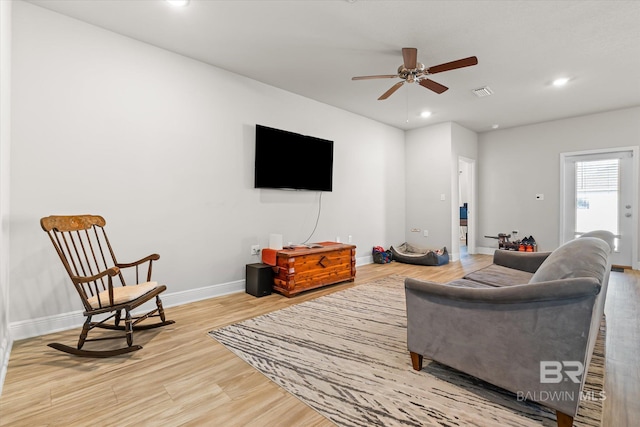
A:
[209,275,605,427]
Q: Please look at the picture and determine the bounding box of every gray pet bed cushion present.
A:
[389,242,449,266]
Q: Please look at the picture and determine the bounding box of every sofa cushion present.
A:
[529,237,610,284]
[463,264,533,287]
[442,278,496,289]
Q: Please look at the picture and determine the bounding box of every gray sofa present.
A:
[404,231,613,427]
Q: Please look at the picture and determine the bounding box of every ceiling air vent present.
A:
[472,86,494,97]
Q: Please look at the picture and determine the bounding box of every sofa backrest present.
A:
[529,237,611,285]
[580,229,615,251]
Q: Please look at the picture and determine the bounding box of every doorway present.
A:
[458,157,476,255]
[560,147,638,268]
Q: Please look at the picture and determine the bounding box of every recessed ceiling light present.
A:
[166,0,189,7]
[491,124,500,129]
[420,111,432,118]
[553,77,570,87]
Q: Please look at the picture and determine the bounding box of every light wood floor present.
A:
[1,253,638,426]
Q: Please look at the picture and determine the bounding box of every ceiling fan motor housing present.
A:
[398,63,425,83]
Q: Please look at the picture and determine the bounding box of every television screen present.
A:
[254,125,333,191]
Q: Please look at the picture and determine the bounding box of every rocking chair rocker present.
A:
[41,214,175,357]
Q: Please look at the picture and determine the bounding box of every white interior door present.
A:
[561,149,637,267]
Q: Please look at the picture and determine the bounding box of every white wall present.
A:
[0,0,12,395]
[477,107,640,253]
[9,2,405,334]
[404,123,453,250]
[404,122,478,259]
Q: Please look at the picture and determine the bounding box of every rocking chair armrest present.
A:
[116,254,160,269]
[71,266,121,284]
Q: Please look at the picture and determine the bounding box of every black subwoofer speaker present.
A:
[245,263,273,297]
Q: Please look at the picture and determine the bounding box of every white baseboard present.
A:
[9,310,85,341]
[476,246,497,256]
[160,279,245,308]
[8,257,374,342]
[9,279,246,341]
[356,255,373,266]
[0,336,12,397]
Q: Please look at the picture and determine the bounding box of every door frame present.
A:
[559,146,639,269]
[455,156,476,255]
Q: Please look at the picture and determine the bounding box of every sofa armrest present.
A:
[492,250,552,273]
[404,276,600,304]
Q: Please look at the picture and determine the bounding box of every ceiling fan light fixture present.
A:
[352,48,478,99]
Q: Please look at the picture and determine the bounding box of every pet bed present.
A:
[389,242,449,266]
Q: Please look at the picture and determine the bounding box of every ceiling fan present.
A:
[352,48,478,100]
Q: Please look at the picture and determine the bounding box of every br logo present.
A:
[540,361,584,384]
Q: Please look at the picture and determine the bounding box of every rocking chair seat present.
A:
[87,281,161,309]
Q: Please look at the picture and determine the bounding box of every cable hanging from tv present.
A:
[301,192,323,245]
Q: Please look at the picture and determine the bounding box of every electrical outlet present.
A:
[348,235,352,243]
[251,245,260,255]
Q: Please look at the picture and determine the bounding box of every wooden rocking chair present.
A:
[41,214,175,357]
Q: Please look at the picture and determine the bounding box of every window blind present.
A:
[576,159,619,192]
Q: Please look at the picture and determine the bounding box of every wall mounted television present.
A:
[254,124,334,192]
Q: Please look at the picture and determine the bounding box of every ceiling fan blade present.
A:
[427,56,478,74]
[378,81,404,100]
[402,47,418,69]
[352,74,399,80]
[419,79,448,94]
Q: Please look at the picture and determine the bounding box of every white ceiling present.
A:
[26,0,640,132]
